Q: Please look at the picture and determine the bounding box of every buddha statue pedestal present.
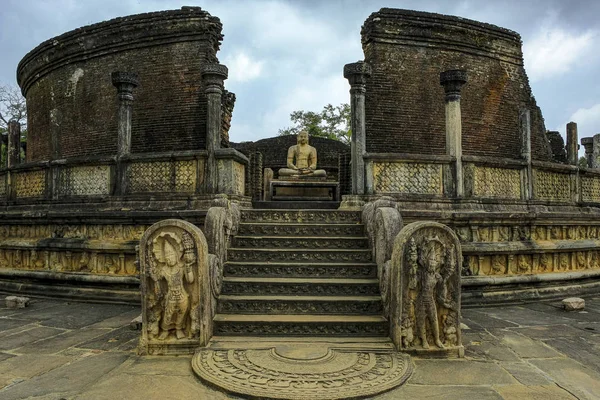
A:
[270,180,340,201]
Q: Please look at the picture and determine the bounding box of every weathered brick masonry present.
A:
[362,8,552,161]
[17,8,223,162]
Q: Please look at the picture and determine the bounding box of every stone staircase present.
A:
[213,209,388,337]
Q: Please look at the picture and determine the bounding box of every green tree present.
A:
[579,156,588,168]
[279,103,351,144]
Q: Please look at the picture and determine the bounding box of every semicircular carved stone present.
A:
[389,221,463,357]
[138,219,211,355]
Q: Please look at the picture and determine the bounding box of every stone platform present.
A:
[1,296,600,399]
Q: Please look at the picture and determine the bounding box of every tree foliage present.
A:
[279,103,351,144]
[0,84,27,130]
[579,156,588,168]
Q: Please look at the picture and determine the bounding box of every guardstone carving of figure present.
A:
[390,221,463,357]
[277,130,326,178]
[139,219,211,355]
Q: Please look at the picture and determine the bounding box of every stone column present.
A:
[520,109,533,200]
[440,70,468,198]
[7,121,21,167]
[344,61,371,195]
[593,134,600,169]
[111,72,139,196]
[581,137,593,168]
[111,72,139,157]
[566,122,578,166]
[201,64,228,194]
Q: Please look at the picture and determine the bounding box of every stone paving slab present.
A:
[0,297,598,399]
[0,326,66,351]
[529,358,600,399]
[492,384,577,399]
[410,359,517,385]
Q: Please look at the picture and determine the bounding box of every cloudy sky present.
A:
[1,0,599,151]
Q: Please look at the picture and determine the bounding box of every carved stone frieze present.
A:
[227,249,373,263]
[218,299,383,315]
[238,223,364,237]
[222,281,380,296]
[138,219,211,355]
[240,210,361,224]
[128,159,199,194]
[465,164,521,199]
[0,224,148,241]
[192,348,412,400]
[214,322,388,336]
[224,264,376,278]
[389,222,463,357]
[581,175,600,202]
[373,162,442,195]
[14,170,46,198]
[233,237,369,249]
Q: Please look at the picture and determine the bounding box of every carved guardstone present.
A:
[389,221,464,357]
[138,219,211,355]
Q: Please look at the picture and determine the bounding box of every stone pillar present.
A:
[593,134,600,169]
[566,122,578,166]
[440,70,467,198]
[344,61,371,195]
[201,64,228,194]
[520,109,533,200]
[111,72,139,157]
[581,137,593,168]
[111,72,139,196]
[7,121,21,167]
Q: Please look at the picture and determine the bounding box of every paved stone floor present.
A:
[0,296,599,399]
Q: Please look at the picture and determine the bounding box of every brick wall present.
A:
[18,8,223,162]
[361,9,552,161]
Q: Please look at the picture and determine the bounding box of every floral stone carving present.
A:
[138,219,211,355]
[389,221,463,357]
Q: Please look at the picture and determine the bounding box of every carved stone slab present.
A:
[192,347,412,400]
[390,221,463,357]
[138,219,211,355]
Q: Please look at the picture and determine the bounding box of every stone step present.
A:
[221,277,380,296]
[237,223,364,237]
[224,261,377,278]
[213,314,389,337]
[227,248,373,263]
[240,210,361,224]
[217,295,383,315]
[232,236,369,249]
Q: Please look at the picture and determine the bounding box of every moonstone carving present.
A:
[138,219,211,355]
[389,221,463,357]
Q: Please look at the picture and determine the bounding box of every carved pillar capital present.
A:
[111,72,139,102]
[344,61,372,93]
[202,64,228,94]
[440,69,468,102]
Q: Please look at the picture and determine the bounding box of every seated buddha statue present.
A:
[278,131,327,178]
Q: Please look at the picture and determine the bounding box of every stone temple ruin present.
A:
[1,6,599,399]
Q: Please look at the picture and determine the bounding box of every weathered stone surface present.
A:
[0,353,128,400]
[16,328,109,354]
[379,385,503,399]
[130,314,142,331]
[493,384,576,400]
[5,296,30,309]
[0,326,66,351]
[410,360,517,385]
[563,297,585,311]
[499,332,562,359]
[499,362,554,385]
[529,358,600,399]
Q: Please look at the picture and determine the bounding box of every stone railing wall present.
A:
[363,153,600,205]
[0,149,248,203]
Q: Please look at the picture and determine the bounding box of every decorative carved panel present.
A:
[467,165,521,199]
[533,169,571,201]
[581,175,600,202]
[234,162,245,195]
[0,174,6,198]
[373,162,442,195]
[14,170,45,198]
[128,160,197,194]
[59,165,111,196]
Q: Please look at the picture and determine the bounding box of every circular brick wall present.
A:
[362,8,552,161]
[18,7,223,162]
